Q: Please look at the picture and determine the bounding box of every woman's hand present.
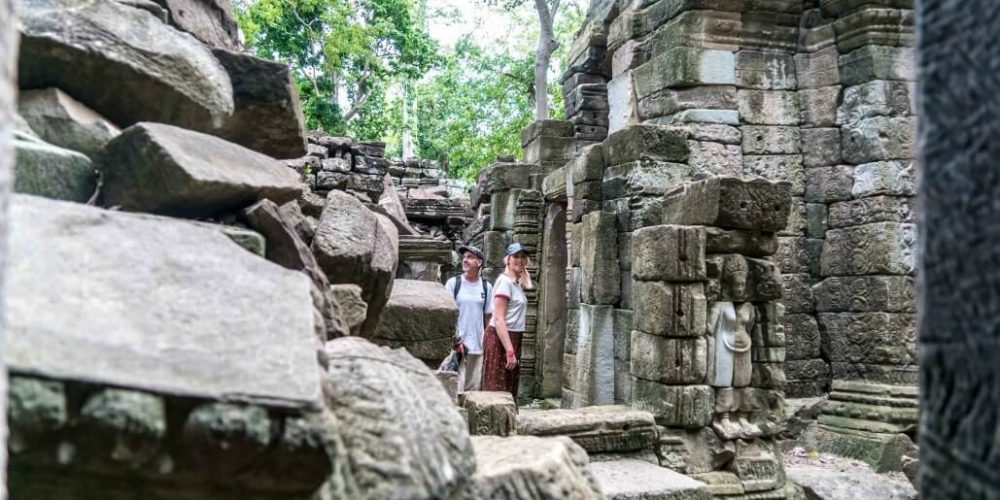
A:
[505,350,518,370]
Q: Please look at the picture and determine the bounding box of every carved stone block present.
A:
[827,195,915,229]
[631,224,707,282]
[841,116,917,164]
[799,86,840,127]
[705,254,782,302]
[837,80,913,126]
[704,227,778,258]
[818,312,917,365]
[662,176,792,232]
[603,124,689,166]
[813,275,916,312]
[781,273,814,314]
[801,127,842,168]
[852,160,916,198]
[738,90,800,125]
[631,380,714,428]
[602,160,698,199]
[463,391,517,437]
[633,281,707,338]
[804,165,853,203]
[743,154,805,196]
[630,331,708,385]
[688,140,742,177]
[741,126,801,154]
[633,47,736,100]
[839,45,915,87]
[737,50,797,90]
[782,313,821,360]
[821,222,917,276]
[794,46,839,89]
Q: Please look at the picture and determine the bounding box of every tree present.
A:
[237,0,438,136]
[484,0,562,120]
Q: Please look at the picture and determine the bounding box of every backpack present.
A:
[452,275,489,313]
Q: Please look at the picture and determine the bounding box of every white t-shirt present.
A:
[491,273,527,332]
[445,275,494,354]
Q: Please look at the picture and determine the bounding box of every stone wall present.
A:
[0,0,16,495]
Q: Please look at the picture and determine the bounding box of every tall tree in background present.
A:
[237,0,437,135]
[485,0,562,120]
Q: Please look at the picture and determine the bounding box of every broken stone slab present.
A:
[14,131,95,202]
[662,176,792,233]
[370,279,458,365]
[323,337,475,499]
[785,464,917,499]
[98,122,301,216]
[591,459,712,500]
[516,406,658,455]
[458,435,603,499]
[17,88,121,158]
[464,391,517,437]
[211,49,308,158]
[328,284,367,336]
[152,0,240,49]
[311,190,398,336]
[6,195,321,409]
[18,0,234,133]
[631,225,707,282]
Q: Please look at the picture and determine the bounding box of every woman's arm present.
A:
[491,295,517,370]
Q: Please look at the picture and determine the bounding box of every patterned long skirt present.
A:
[481,325,523,400]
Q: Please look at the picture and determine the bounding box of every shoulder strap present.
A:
[482,279,489,313]
[452,275,462,301]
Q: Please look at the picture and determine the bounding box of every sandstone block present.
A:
[839,45,915,87]
[737,50,796,90]
[14,132,95,202]
[631,381,714,428]
[738,90,800,125]
[591,459,713,500]
[603,124,689,166]
[842,116,917,164]
[704,227,778,257]
[630,331,707,385]
[783,313,821,360]
[633,281,707,338]
[516,406,657,454]
[573,304,617,406]
[772,236,814,275]
[631,224,707,282]
[18,0,234,133]
[464,391,517,437]
[603,161,699,200]
[818,312,916,365]
[580,212,621,305]
[370,279,457,365]
[813,275,916,312]
[828,195,915,229]
[741,125,801,154]
[852,160,915,198]
[804,165,854,203]
[17,88,120,158]
[795,46,839,89]
[801,127,842,168]
[705,254,782,302]
[633,46,736,99]
[781,273,814,314]
[743,154,805,196]
[784,359,829,381]
[837,80,912,125]
[663,176,792,232]
[637,86,737,122]
[688,140,742,177]
[568,143,606,183]
[799,86,840,127]
[781,196,807,236]
[648,9,742,53]
[821,222,916,276]
[806,203,828,238]
[461,436,602,499]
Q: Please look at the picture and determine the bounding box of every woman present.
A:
[482,242,532,399]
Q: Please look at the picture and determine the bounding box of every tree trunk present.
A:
[534,0,560,120]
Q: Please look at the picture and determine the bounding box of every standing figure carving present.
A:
[707,301,758,439]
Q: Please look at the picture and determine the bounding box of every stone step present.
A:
[590,459,712,500]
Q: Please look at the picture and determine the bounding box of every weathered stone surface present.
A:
[18,88,120,158]
[328,284,367,335]
[663,176,792,233]
[637,86,737,123]
[819,312,916,365]
[821,222,916,276]
[99,122,301,216]
[842,117,917,164]
[153,0,240,49]
[852,160,915,198]
[786,464,916,500]
[324,337,475,499]
[631,381,714,428]
[570,304,617,407]
[827,195,915,229]
[312,190,399,336]
[648,9,742,53]
[633,282,707,338]
[741,126,800,155]
[568,143,606,183]
[704,227,778,257]
[813,275,915,312]
[603,160,700,199]
[603,124,689,166]
[737,50,796,90]
[743,154,805,196]
[634,47,736,99]
[7,195,321,408]
[795,46,839,89]
[14,131,95,202]
[0,0,14,491]
[19,0,234,133]
[781,273,814,314]
[839,45,915,87]
[211,49,307,158]
[705,254,782,302]
[591,459,713,500]
[801,127,841,168]
[799,86,840,127]
[804,165,854,203]
[784,359,829,383]
[738,90,800,125]
[631,331,707,385]
[465,391,517,437]
[784,313,820,360]
[580,212,621,305]
[837,80,912,126]
[632,225,707,282]
[460,436,602,499]
[687,140,742,177]
[371,279,458,365]
[517,406,657,454]
[773,236,815,275]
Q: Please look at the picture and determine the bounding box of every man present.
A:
[444,245,493,394]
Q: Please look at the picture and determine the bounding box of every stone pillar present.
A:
[562,18,611,148]
[917,0,1000,496]
[0,0,15,495]
[537,199,567,398]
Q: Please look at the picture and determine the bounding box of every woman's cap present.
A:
[458,245,485,262]
[505,242,529,256]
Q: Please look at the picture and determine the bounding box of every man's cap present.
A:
[458,245,485,262]
[505,242,529,257]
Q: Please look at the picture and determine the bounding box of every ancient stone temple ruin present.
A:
[2,0,983,497]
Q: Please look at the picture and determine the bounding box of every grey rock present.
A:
[18,0,234,133]
[99,122,301,216]
[820,222,916,276]
[580,211,620,305]
[152,0,239,49]
[323,337,475,499]
[662,176,792,232]
[786,464,916,500]
[516,406,657,455]
[6,195,321,408]
[741,125,800,154]
[704,227,778,257]
[631,380,714,428]
[371,279,458,365]
[17,88,121,158]
[743,154,805,196]
[631,331,707,385]
[14,132,95,202]
[603,124,689,166]
[632,225,707,281]
[1,0,15,492]
[632,282,707,338]
[328,284,367,336]
[591,459,712,500]
[827,195,915,229]
[465,391,517,437]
